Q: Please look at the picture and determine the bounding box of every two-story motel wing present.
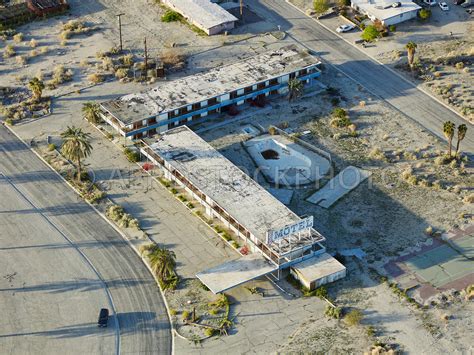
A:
[141,126,346,293]
[99,45,322,140]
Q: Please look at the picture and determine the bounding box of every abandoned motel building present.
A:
[99,45,346,293]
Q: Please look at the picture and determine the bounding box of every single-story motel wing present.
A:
[99,45,322,141]
[161,0,238,35]
[141,126,346,293]
[351,0,421,26]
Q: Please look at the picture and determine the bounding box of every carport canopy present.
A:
[196,254,278,294]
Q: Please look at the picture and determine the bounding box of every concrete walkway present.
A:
[307,166,371,208]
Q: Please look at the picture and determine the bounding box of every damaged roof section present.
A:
[101,45,321,125]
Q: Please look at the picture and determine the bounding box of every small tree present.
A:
[406,41,417,69]
[313,0,329,14]
[288,78,304,102]
[418,8,431,20]
[361,25,379,42]
[28,77,45,102]
[443,121,455,158]
[454,124,467,158]
[60,126,93,182]
[82,102,101,124]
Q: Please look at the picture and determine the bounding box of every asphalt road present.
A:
[249,0,473,154]
[0,124,171,354]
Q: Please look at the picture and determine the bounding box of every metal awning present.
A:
[196,254,278,294]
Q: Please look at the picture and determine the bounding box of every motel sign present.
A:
[266,216,314,245]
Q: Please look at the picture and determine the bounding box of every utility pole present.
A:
[240,0,244,20]
[116,13,125,52]
[144,37,148,80]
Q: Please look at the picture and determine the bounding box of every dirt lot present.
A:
[200,65,474,353]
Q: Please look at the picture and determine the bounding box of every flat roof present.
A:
[292,253,346,283]
[147,126,315,245]
[196,254,277,294]
[165,0,237,30]
[101,45,321,125]
[352,0,421,20]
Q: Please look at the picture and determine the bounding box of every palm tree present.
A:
[454,124,467,158]
[60,126,93,182]
[82,102,101,124]
[288,78,304,102]
[28,77,45,102]
[148,246,176,281]
[406,41,417,69]
[443,121,455,158]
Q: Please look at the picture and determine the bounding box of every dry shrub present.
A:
[403,151,417,160]
[418,179,430,187]
[53,65,73,84]
[4,45,15,58]
[36,70,43,81]
[121,54,134,67]
[115,68,128,79]
[160,49,186,71]
[29,50,38,58]
[60,40,68,47]
[88,73,104,84]
[434,71,442,78]
[463,193,474,204]
[40,46,49,54]
[29,39,38,48]
[101,57,114,71]
[79,59,89,67]
[348,123,357,133]
[369,147,385,160]
[382,134,390,141]
[359,100,366,107]
[16,55,27,66]
[425,226,434,236]
[455,62,464,70]
[13,33,24,43]
[60,30,71,40]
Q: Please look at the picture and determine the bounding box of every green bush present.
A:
[161,10,182,22]
[324,305,342,319]
[47,143,56,151]
[5,118,13,126]
[204,328,217,337]
[182,310,190,321]
[169,309,177,316]
[171,188,178,194]
[389,25,396,32]
[332,107,347,118]
[313,0,329,13]
[418,8,431,20]
[361,25,380,42]
[123,147,140,162]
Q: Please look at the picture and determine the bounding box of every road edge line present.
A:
[284,0,469,122]
[3,123,175,355]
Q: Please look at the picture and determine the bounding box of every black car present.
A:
[454,0,465,5]
[98,308,109,328]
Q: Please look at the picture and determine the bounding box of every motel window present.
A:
[244,86,252,94]
[179,119,187,125]
[289,72,296,79]
[269,78,278,86]
[148,117,156,125]
[299,68,308,76]
[257,82,265,90]
[208,98,217,106]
